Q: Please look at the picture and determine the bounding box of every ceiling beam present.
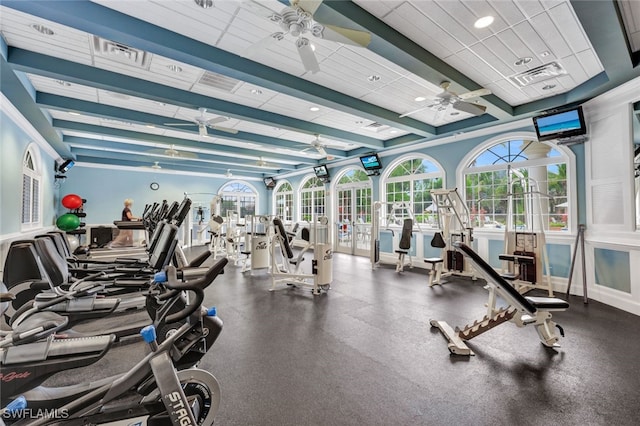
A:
[8,47,385,150]
[0,37,71,158]
[36,93,346,158]
[69,146,283,174]
[55,121,317,165]
[1,0,436,138]
[68,143,295,172]
[316,0,514,122]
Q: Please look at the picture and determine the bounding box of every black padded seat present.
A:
[241,251,251,255]
[424,257,443,264]
[289,258,304,265]
[395,250,408,254]
[525,296,570,310]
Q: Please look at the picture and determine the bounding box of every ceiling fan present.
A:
[298,134,341,159]
[399,81,492,118]
[147,144,198,159]
[164,107,238,136]
[255,157,277,168]
[244,0,372,74]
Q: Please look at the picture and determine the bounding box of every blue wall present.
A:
[0,110,58,235]
[59,166,269,224]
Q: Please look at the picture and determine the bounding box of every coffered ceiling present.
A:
[1,0,639,179]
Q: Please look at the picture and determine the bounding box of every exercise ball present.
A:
[66,235,80,252]
[61,194,83,210]
[56,213,80,231]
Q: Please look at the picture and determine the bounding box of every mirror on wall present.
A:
[633,101,640,228]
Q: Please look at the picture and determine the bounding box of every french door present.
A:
[335,185,372,256]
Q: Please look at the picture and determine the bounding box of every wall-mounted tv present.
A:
[359,153,382,171]
[533,106,587,142]
[264,176,277,189]
[58,159,75,173]
[313,165,330,180]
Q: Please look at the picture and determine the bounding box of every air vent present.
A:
[198,71,241,92]
[509,61,567,88]
[92,36,151,69]
[362,122,390,133]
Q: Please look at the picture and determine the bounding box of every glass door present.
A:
[335,170,372,256]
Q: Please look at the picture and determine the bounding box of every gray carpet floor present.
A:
[46,249,640,425]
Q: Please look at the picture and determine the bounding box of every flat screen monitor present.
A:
[264,177,276,189]
[533,106,586,141]
[313,165,329,179]
[359,153,382,171]
[58,159,75,173]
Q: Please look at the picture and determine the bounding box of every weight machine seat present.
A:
[395,250,408,254]
[455,242,569,314]
[424,257,444,264]
[525,296,570,310]
[241,251,251,255]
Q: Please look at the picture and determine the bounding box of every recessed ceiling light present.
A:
[194,0,213,9]
[309,107,320,112]
[514,57,532,66]
[250,89,262,95]
[167,64,182,73]
[31,24,54,35]
[146,124,156,128]
[153,101,167,107]
[414,96,426,102]
[540,51,550,57]
[474,16,494,29]
[542,84,556,90]
[68,111,81,116]
[56,80,71,87]
[367,75,381,82]
[389,130,399,134]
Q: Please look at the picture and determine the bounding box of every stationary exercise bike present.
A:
[1,259,228,425]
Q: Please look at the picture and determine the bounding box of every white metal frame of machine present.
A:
[370,201,421,271]
[500,176,554,296]
[424,188,475,286]
[270,216,332,295]
[240,215,272,274]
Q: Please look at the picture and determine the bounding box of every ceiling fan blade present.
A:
[245,32,285,58]
[164,123,195,127]
[296,37,320,73]
[458,88,492,100]
[319,24,372,47]
[296,37,320,74]
[206,116,228,126]
[209,125,239,135]
[452,100,487,116]
[399,106,431,118]
[291,0,323,15]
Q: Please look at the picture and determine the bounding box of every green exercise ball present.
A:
[56,213,80,231]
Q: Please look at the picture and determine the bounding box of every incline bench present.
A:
[430,242,569,356]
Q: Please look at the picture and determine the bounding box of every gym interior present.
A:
[1,1,640,425]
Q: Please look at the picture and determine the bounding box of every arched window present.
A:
[299,176,325,222]
[22,146,42,228]
[382,155,444,224]
[218,181,257,219]
[463,139,569,231]
[274,181,293,221]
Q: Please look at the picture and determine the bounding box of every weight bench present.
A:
[430,242,568,356]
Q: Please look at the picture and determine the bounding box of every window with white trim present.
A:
[464,139,568,231]
[299,176,325,222]
[219,181,257,219]
[22,147,42,228]
[274,181,293,222]
[383,156,444,224]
